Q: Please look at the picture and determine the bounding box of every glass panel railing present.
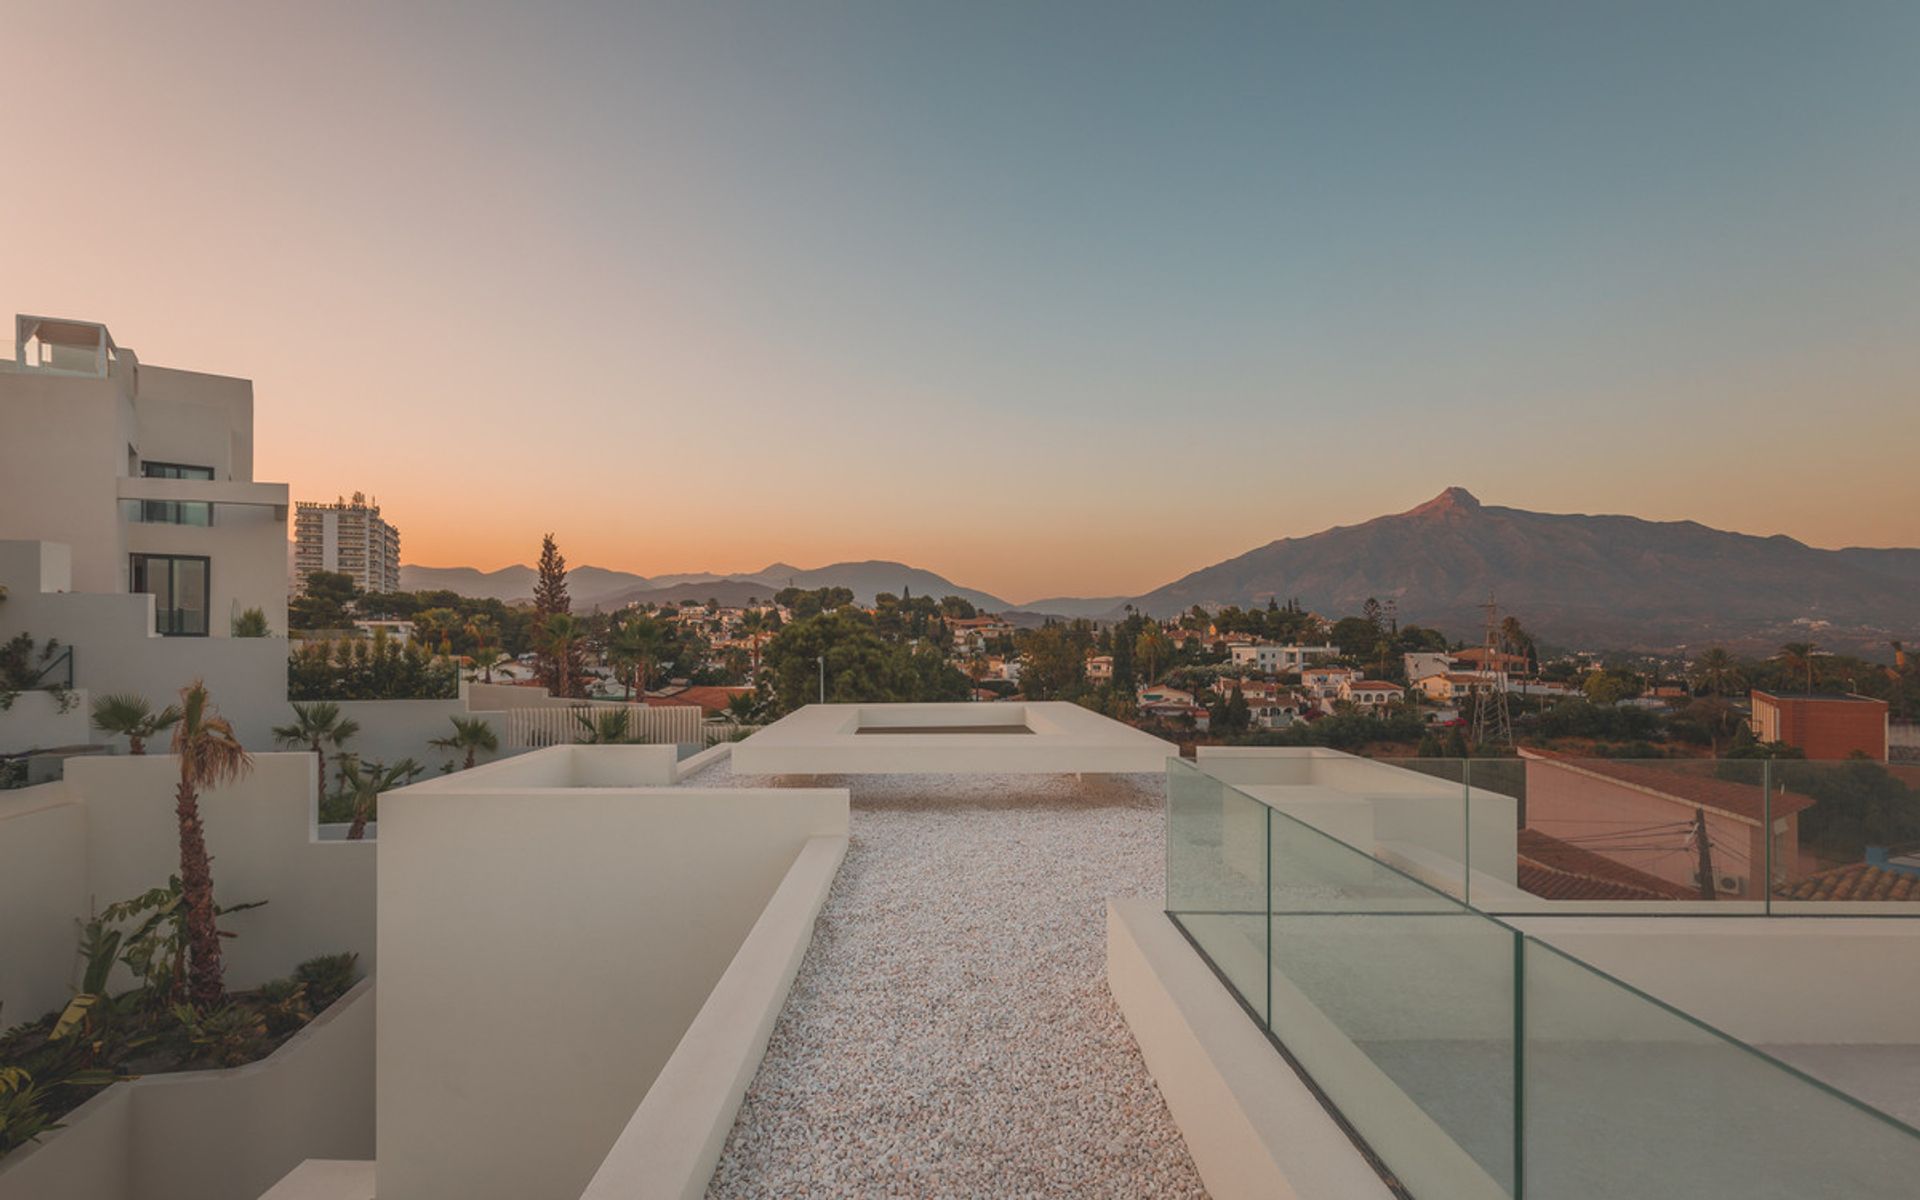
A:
[1196,749,1473,900]
[1522,937,1920,1198]
[1166,758,1269,1018]
[1266,794,1517,1198]
[1166,755,1920,1199]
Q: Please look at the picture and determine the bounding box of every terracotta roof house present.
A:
[1516,828,1698,901]
[1522,751,1817,900]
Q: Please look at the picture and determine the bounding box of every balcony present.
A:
[117,476,289,521]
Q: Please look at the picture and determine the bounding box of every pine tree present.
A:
[1226,682,1251,732]
[532,534,585,696]
[534,533,570,617]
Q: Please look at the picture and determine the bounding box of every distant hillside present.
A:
[745,560,1009,612]
[398,564,649,605]
[400,558,1008,613]
[588,579,790,611]
[1115,488,1919,652]
[396,492,1916,652]
[1010,595,1135,620]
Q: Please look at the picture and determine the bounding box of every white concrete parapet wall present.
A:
[375,747,849,1200]
[579,834,847,1200]
[732,701,1177,775]
[0,688,90,755]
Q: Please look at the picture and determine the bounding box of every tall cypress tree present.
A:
[534,533,570,618]
[532,533,584,696]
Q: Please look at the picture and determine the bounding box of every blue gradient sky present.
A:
[6,1,1918,601]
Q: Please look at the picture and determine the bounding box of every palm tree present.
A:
[539,613,587,699]
[271,702,361,795]
[467,649,512,684]
[90,692,182,755]
[1692,647,1743,697]
[608,616,669,702]
[1779,642,1820,693]
[464,618,501,678]
[170,682,252,1008]
[720,691,760,725]
[429,716,499,770]
[338,757,420,840]
[573,706,633,744]
[1136,628,1171,682]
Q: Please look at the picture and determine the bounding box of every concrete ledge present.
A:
[257,1160,376,1200]
[581,833,850,1200]
[673,740,733,781]
[1106,899,1394,1200]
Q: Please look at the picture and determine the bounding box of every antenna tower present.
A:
[1470,593,1514,748]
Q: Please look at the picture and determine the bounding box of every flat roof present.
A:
[730,702,1176,775]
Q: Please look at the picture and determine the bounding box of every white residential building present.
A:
[293,493,402,594]
[0,313,292,744]
[1338,678,1407,709]
[1414,670,1503,702]
[1300,664,1361,699]
[1403,650,1456,682]
[1229,642,1343,674]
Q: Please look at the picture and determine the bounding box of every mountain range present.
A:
[398,560,1011,614]
[397,489,1918,654]
[1106,488,1916,653]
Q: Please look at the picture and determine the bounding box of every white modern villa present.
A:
[3,317,1918,1200]
[0,314,292,745]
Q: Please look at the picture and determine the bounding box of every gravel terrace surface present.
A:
[688,762,1210,1199]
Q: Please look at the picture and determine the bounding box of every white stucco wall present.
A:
[580,834,848,1200]
[0,540,289,749]
[0,981,375,1200]
[376,756,849,1200]
[0,368,133,594]
[0,754,375,1024]
[0,782,90,1023]
[0,688,90,754]
[328,698,502,774]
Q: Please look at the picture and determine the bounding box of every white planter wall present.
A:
[0,981,375,1200]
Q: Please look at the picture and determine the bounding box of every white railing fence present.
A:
[500,704,703,748]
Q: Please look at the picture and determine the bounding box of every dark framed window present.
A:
[130,554,211,637]
[138,461,215,526]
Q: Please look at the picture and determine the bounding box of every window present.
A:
[130,554,210,636]
[137,461,215,525]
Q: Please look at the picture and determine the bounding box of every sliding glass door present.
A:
[130,553,211,636]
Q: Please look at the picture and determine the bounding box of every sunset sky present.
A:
[7,1,1919,604]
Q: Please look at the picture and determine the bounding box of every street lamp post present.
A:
[818,654,826,704]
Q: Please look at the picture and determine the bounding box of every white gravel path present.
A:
[689,764,1210,1199]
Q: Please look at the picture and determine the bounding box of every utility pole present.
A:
[1691,806,1717,900]
[817,654,826,704]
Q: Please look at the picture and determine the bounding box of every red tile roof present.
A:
[1515,828,1699,901]
[1775,862,1920,902]
[1523,750,1815,823]
[642,685,751,715]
